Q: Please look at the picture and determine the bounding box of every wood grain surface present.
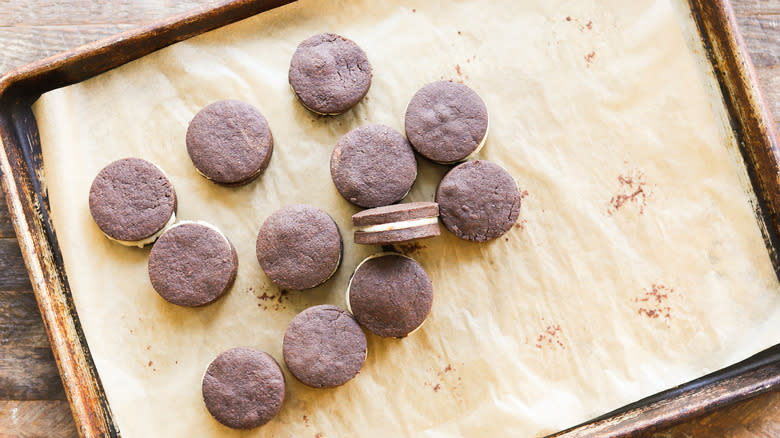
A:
[0,1,777,437]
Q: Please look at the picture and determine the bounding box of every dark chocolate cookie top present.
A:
[202,347,285,429]
[435,160,521,242]
[283,305,367,388]
[186,100,273,185]
[348,254,433,338]
[148,222,237,307]
[330,124,417,208]
[289,33,372,115]
[88,158,176,242]
[256,205,342,290]
[405,80,488,164]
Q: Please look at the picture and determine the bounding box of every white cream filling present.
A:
[290,84,345,116]
[105,162,178,248]
[168,220,232,248]
[191,151,266,184]
[106,212,176,248]
[463,120,489,161]
[346,252,426,337]
[356,216,438,233]
[323,244,343,285]
[398,167,417,202]
[440,119,490,164]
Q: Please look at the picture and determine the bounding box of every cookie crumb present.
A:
[634,284,675,322]
[585,51,596,66]
[395,242,427,256]
[608,170,648,215]
[534,324,565,350]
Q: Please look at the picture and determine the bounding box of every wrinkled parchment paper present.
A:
[32,0,780,436]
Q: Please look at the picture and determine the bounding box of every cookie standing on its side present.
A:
[148,221,238,307]
[202,347,285,429]
[186,100,273,186]
[331,124,417,208]
[436,160,521,242]
[256,204,342,290]
[352,202,439,245]
[405,80,489,164]
[347,253,433,338]
[283,305,367,388]
[88,158,177,247]
[289,33,372,115]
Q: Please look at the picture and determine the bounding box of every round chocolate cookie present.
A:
[436,160,521,242]
[352,201,440,245]
[202,347,285,429]
[148,221,237,307]
[283,305,367,388]
[186,100,273,185]
[88,158,177,247]
[256,205,342,290]
[330,124,417,208]
[405,80,489,164]
[347,253,433,338]
[288,33,372,115]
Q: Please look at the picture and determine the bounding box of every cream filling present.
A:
[106,212,176,248]
[290,84,345,116]
[346,252,426,337]
[440,120,490,164]
[398,167,418,202]
[324,245,343,285]
[168,220,232,248]
[463,120,489,161]
[191,154,266,184]
[104,162,178,248]
[356,216,438,233]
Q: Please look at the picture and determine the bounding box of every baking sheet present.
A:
[31,0,780,436]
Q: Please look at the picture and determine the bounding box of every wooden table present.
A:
[0,1,777,436]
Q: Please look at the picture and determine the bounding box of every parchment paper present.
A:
[32,0,780,436]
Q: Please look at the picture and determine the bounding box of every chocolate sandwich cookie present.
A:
[330,124,417,208]
[186,100,273,185]
[289,33,372,115]
[256,205,342,290]
[405,80,489,164]
[283,305,367,388]
[436,160,521,242]
[352,202,439,245]
[88,158,177,247]
[148,221,237,307]
[202,347,285,429]
[347,253,433,338]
